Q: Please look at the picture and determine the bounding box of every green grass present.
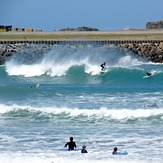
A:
[0,31,163,41]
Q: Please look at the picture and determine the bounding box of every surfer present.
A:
[64,137,76,150]
[112,147,118,155]
[146,72,152,76]
[100,62,106,70]
[81,145,88,153]
[112,147,128,155]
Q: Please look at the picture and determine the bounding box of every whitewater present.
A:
[0,44,163,163]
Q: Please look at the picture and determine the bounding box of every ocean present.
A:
[0,44,163,163]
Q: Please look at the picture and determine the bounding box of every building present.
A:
[12,28,25,32]
[0,25,12,32]
[27,28,34,32]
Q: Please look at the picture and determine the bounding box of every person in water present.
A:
[81,145,88,153]
[64,137,76,150]
[146,72,152,76]
[146,103,158,108]
[112,147,118,155]
[100,62,106,70]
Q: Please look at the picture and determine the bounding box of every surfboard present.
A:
[100,68,107,75]
[35,83,40,88]
[143,71,157,79]
[117,151,128,155]
[31,83,40,88]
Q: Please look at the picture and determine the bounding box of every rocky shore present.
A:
[119,42,163,63]
[1,42,163,64]
[0,43,52,65]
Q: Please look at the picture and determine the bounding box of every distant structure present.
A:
[35,29,43,32]
[12,28,25,32]
[0,26,43,32]
[146,20,163,29]
[27,28,34,32]
[0,25,12,32]
[60,26,99,31]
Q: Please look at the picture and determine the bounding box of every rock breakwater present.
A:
[1,42,163,65]
[0,43,52,65]
[119,42,163,63]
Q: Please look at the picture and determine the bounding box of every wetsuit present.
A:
[146,72,151,76]
[100,62,106,70]
[81,149,88,153]
[65,141,76,150]
[112,147,118,155]
[112,151,118,155]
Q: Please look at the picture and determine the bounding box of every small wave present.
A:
[0,104,163,123]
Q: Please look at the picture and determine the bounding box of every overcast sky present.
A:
[0,0,162,31]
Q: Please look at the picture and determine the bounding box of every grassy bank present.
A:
[0,30,163,41]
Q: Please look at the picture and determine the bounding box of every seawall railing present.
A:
[0,40,163,45]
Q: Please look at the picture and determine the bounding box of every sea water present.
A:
[0,44,163,163]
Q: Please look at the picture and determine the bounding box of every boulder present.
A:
[119,42,163,63]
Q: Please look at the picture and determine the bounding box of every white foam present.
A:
[116,55,142,67]
[85,64,102,75]
[0,104,162,120]
[5,51,90,77]
[5,62,46,77]
[0,153,154,163]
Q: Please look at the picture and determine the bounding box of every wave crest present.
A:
[0,104,163,123]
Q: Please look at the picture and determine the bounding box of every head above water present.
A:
[82,145,86,149]
[114,147,117,151]
[70,137,73,141]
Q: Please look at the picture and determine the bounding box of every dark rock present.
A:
[0,43,52,65]
[119,42,163,63]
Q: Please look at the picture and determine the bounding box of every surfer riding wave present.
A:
[100,62,106,70]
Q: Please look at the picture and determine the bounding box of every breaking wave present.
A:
[0,104,163,124]
[1,44,162,85]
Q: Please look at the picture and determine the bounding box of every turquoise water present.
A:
[0,44,163,163]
